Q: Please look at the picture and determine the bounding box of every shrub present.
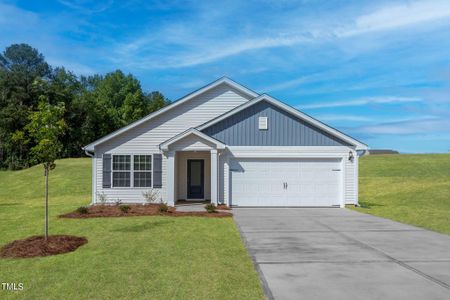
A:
[115,199,122,206]
[119,205,131,213]
[76,206,89,214]
[158,203,169,213]
[205,204,217,213]
[97,192,107,205]
[142,189,161,204]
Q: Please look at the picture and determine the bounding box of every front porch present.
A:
[160,128,226,207]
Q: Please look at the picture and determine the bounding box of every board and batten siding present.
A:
[93,84,251,203]
[202,100,351,146]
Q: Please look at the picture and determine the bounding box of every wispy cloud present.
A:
[337,0,450,37]
[354,117,450,135]
[262,71,329,92]
[314,114,372,122]
[114,0,450,69]
[47,58,96,75]
[298,96,422,109]
[57,0,114,14]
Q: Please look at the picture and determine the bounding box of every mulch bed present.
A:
[217,204,231,210]
[0,235,87,258]
[59,204,232,219]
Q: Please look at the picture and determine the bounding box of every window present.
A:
[110,154,153,188]
[133,155,152,187]
[112,155,131,187]
[259,117,268,130]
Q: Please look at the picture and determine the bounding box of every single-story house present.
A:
[83,77,368,207]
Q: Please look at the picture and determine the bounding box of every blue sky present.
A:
[1,0,450,153]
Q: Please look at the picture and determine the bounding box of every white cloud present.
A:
[119,0,450,68]
[57,0,114,14]
[357,118,450,135]
[314,114,372,122]
[337,0,450,37]
[47,58,96,75]
[262,72,328,92]
[298,96,422,109]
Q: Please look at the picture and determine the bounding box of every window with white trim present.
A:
[133,155,152,187]
[112,155,131,187]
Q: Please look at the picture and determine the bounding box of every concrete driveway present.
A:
[233,208,450,300]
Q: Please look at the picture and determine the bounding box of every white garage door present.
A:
[230,158,342,207]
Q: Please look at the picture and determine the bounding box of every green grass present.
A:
[0,158,264,299]
[352,154,450,234]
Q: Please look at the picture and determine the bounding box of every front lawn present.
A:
[0,158,264,299]
[352,154,450,235]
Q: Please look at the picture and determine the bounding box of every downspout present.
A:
[84,149,94,158]
[217,150,222,205]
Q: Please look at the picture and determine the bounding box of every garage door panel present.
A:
[231,158,341,207]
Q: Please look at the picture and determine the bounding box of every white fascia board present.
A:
[160,128,226,151]
[83,77,258,152]
[228,146,351,158]
[197,94,368,150]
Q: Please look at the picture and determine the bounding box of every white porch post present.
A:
[210,149,218,205]
[167,151,176,206]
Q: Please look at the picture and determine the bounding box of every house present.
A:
[83,77,368,207]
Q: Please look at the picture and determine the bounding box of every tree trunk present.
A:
[45,167,49,241]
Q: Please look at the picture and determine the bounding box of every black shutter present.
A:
[103,154,111,188]
[153,154,162,188]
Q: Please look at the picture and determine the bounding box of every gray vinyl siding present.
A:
[202,100,351,146]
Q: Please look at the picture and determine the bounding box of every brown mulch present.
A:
[59,204,232,219]
[217,204,231,210]
[0,235,88,258]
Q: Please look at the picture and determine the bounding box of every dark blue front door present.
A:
[187,160,204,199]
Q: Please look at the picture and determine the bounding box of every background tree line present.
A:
[0,44,170,170]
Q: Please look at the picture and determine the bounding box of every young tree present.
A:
[26,97,66,240]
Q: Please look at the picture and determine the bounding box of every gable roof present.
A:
[159,128,226,151]
[83,77,259,152]
[197,94,368,150]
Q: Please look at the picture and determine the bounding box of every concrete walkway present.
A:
[175,202,206,212]
[233,208,450,300]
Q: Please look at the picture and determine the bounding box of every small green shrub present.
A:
[142,189,161,204]
[97,192,108,205]
[205,204,217,213]
[76,206,89,214]
[119,205,131,213]
[158,203,168,213]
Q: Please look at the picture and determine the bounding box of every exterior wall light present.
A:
[349,151,354,162]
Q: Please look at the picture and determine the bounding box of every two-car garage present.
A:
[230,158,343,207]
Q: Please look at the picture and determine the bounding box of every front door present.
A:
[187,159,204,199]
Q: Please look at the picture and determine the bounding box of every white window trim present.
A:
[110,153,154,189]
[133,154,153,188]
[112,154,132,188]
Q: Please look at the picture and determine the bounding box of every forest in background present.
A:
[0,44,170,170]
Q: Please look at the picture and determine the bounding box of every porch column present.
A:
[210,149,218,205]
[167,151,176,206]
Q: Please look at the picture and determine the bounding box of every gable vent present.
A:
[258,117,268,130]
